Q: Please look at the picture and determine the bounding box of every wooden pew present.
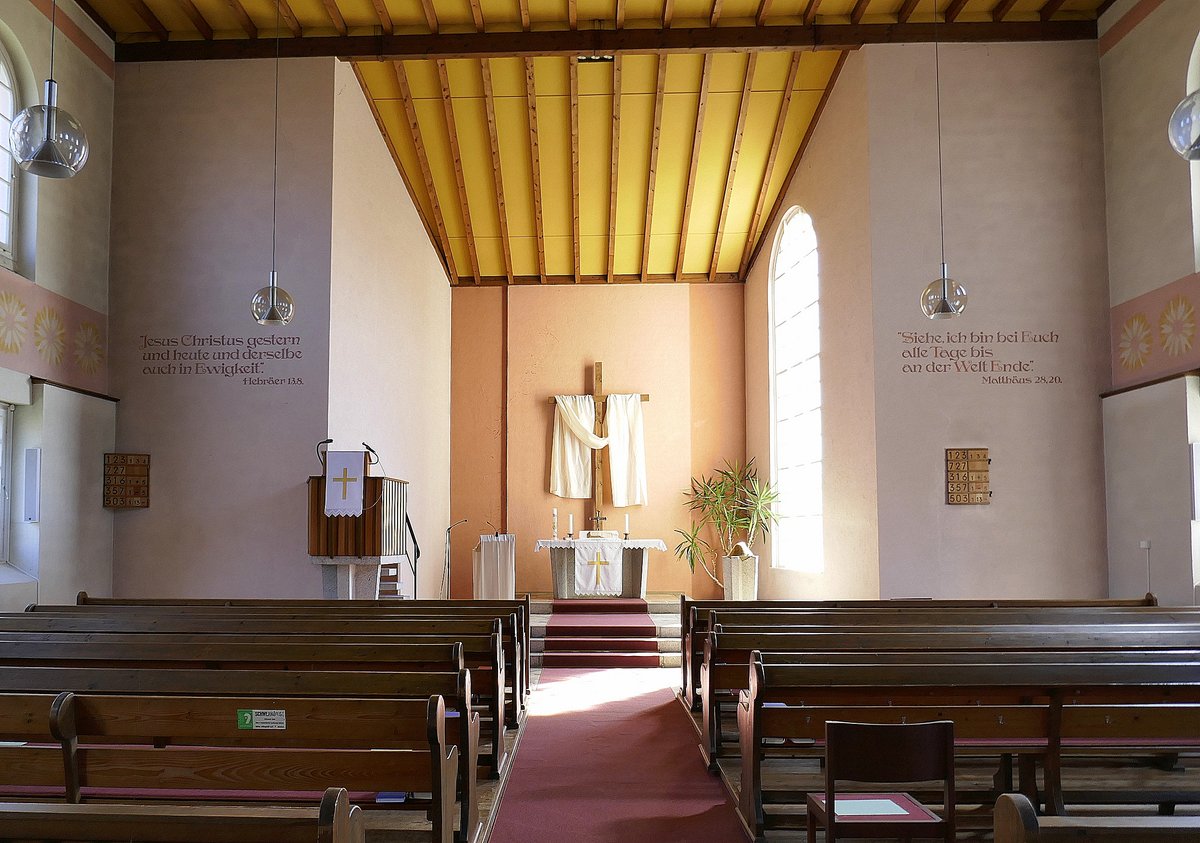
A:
[0,693,73,801]
[700,627,1200,769]
[0,612,512,766]
[994,793,1200,842]
[0,786,365,843]
[67,594,533,709]
[679,595,1160,709]
[51,691,457,843]
[30,605,528,726]
[0,666,480,843]
[737,658,1200,840]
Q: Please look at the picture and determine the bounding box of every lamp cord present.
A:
[933,0,946,275]
[269,1,281,292]
[48,0,56,81]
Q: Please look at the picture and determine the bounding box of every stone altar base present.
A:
[549,548,648,599]
[312,556,408,599]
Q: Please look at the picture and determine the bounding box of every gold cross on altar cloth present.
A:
[332,467,358,500]
[587,551,609,588]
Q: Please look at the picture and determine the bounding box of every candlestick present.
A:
[552,508,558,540]
[568,513,574,536]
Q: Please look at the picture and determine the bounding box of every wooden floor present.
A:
[677,691,1200,841]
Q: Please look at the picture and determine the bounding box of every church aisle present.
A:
[487,668,747,842]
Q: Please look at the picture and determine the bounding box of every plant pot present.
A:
[721,554,759,601]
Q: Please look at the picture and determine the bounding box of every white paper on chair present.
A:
[574,539,623,596]
[832,798,907,817]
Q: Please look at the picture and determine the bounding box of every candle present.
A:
[568,513,574,535]
[624,514,630,535]
[552,508,558,539]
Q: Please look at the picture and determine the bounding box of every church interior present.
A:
[0,0,1198,839]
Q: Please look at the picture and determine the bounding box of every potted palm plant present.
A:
[673,459,779,599]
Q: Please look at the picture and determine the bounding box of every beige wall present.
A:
[868,42,1109,598]
[1101,0,1197,303]
[745,50,880,600]
[449,283,742,598]
[110,58,334,597]
[328,61,451,598]
[1103,377,1195,605]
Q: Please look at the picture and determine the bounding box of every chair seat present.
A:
[807,791,945,824]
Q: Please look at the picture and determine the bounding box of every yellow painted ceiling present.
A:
[90,0,1108,284]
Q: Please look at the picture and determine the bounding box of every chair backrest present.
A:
[825,719,955,785]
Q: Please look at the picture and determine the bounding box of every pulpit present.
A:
[307,475,410,599]
[534,538,667,599]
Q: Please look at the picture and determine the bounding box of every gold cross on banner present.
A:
[332,466,358,500]
[587,551,609,587]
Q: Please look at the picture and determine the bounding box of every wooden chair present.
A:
[806,720,955,843]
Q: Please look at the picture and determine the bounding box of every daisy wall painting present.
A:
[1112,274,1200,390]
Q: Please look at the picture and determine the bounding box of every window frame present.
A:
[0,42,18,272]
[767,206,824,573]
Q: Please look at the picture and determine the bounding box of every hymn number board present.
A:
[104,453,150,509]
[945,448,990,505]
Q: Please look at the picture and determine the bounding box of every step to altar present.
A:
[531,597,681,669]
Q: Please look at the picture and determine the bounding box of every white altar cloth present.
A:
[534,539,668,552]
[534,539,667,599]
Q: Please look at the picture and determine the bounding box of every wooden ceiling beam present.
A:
[896,0,919,23]
[469,0,484,30]
[570,58,581,283]
[709,52,756,282]
[436,59,481,284]
[127,0,169,40]
[480,59,514,283]
[992,0,1019,22]
[661,0,673,28]
[320,0,347,35]
[945,0,968,22]
[617,0,627,28]
[746,50,846,273]
[370,0,393,33]
[173,0,213,39]
[473,273,742,285]
[849,0,868,24]
[519,0,531,30]
[754,0,771,26]
[675,53,711,282]
[525,57,547,283]
[739,50,799,278]
[607,56,622,283]
[418,0,439,31]
[709,0,722,27]
[568,0,577,28]
[224,0,257,38]
[72,0,117,40]
[115,20,1098,61]
[640,54,667,282]
[275,0,303,36]
[802,0,820,26]
[1039,0,1067,21]
[394,60,459,281]
[351,63,445,279]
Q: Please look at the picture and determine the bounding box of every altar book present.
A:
[574,539,623,596]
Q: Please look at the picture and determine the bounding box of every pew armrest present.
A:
[994,793,1039,843]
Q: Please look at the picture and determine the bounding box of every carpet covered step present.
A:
[549,598,649,613]
[540,652,663,668]
[543,636,660,652]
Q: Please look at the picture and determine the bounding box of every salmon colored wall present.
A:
[449,283,744,598]
[449,287,505,598]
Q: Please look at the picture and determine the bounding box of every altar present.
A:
[535,539,667,599]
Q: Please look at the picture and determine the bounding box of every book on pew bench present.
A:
[810,793,938,821]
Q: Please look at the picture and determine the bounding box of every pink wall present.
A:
[449,283,744,598]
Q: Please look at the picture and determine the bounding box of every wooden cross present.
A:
[549,361,650,530]
[587,550,609,587]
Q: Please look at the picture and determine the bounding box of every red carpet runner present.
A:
[542,598,661,668]
[488,668,747,842]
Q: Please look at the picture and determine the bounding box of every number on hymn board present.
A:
[946,447,990,506]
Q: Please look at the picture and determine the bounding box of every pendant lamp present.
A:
[9,0,88,179]
[251,11,294,326]
[919,2,966,320]
[1169,89,1200,160]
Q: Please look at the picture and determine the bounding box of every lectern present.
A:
[306,475,410,599]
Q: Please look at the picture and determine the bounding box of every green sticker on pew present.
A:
[236,709,286,730]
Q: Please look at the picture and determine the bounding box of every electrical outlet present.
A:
[1139,540,1152,550]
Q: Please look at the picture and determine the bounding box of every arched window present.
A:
[769,207,823,573]
[0,43,17,269]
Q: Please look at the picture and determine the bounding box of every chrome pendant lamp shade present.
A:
[1169,88,1200,160]
[921,263,967,320]
[10,3,88,179]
